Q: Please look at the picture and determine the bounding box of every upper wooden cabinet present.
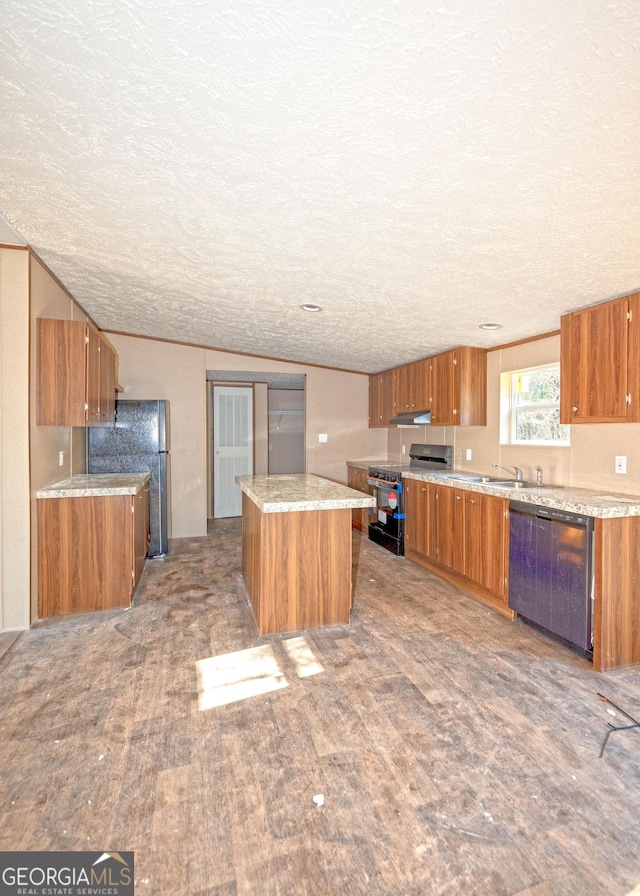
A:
[369,368,396,427]
[560,293,640,424]
[37,318,118,426]
[429,346,487,427]
[369,346,486,428]
[98,336,117,424]
[395,358,431,413]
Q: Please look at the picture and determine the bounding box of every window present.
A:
[503,363,570,446]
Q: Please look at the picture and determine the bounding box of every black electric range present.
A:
[367,443,453,555]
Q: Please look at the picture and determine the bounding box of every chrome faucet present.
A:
[535,465,543,486]
[492,462,523,481]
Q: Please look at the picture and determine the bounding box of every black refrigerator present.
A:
[87,399,170,557]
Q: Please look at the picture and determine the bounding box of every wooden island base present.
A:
[242,493,352,635]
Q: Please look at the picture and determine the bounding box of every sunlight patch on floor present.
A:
[196,644,287,710]
[196,636,325,710]
[282,635,325,678]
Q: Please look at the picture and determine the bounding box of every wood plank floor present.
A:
[1,519,640,895]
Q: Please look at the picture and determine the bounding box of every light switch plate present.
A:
[465,449,472,461]
[319,433,328,443]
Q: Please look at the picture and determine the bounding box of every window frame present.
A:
[504,362,570,447]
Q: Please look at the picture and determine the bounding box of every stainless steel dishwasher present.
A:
[508,500,594,654]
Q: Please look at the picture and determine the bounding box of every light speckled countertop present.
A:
[346,459,396,471]
[402,471,640,519]
[236,473,377,514]
[346,459,640,518]
[37,472,150,498]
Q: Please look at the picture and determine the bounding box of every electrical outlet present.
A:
[615,455,627,474]
[58,450,64,467]
[401,445,406,455]
[465,449,472,461]
[318,433,328,443]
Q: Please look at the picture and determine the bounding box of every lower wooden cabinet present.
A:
[347,465,373,532]
[405,479,511,615]
[431,484,465,573]
[38,484,149,618]
[405,479,640,670]
[404,480,430,557]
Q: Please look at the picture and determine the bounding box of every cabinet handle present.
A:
[421,487,426,492]
[456,495,461,501]
[470,499,476,504]
[572,406,578,412]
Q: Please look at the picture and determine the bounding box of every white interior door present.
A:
[213,386,253,518]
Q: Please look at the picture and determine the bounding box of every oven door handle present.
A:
[368,478,402,489]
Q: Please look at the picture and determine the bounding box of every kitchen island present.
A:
[236,473,376,635]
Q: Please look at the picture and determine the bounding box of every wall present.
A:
[268,389,305,474]
[1,243,88,631]
[108,335,207,538]
[0,247,30,630]
[254,383,269,475]
[110,333,387,537]
[389,335,640,496]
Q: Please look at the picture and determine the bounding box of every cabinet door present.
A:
[348,466,372,532]
[430,350,458,426]
[429,347,486,426]
[369,374,382,427]
[412,358,431,411]
[465,493,508,598]
[397,359,432,412]
[379,368,396,423]
[369,369,396,426]
[432,485,464,573]
[36,319,86,426]
[38,494,133,617]
[99,336,117,423]
[404,478,430,557]
[456,346,487,426]
[86,325,101,424]
[560,298,630,423]
[133,485,150,585]
[395,363,413,413]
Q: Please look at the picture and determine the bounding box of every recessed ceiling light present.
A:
[300,303,322,312]
[479,322,502,330]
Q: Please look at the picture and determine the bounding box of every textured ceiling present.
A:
[1,0,639,373]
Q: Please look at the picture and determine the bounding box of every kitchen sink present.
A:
[445,474,506,483]
[444,474,563,489]
[483,480,563,490]
[485,480,533,489]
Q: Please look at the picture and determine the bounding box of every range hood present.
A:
[388,409,432,425]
